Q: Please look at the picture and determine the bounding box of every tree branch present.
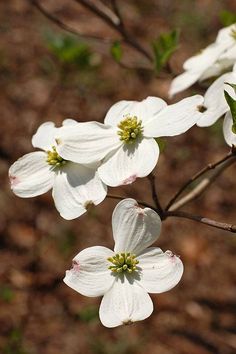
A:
[31,0,110,42]
[74,0,153,62]
[165,210,236,233]
[169,156,236,211]
[147,173,163,216]
[166,149,235,211]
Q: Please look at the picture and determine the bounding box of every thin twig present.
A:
[169,157,236,211]
[31,0,110,42]
[147,173,163,216]
[165,210,236,233]
[166,150,234,211]
[74,0,153,61]
[107,194,153,209]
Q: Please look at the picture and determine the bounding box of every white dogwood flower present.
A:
[223,111,236,146]
[169,24,236,97]
[56,95,204,187]
[64,198,183,328]
[197,64,236,127]
[9,119,107,220]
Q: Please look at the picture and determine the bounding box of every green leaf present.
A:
[224,89,236,134]
[219,10,236,26]
[110,41,122,63]
[44,31,92,68]
[152,29,179,74]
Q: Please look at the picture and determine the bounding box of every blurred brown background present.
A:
[1,1,236,353]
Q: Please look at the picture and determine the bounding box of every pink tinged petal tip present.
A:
[165,250,180,263]
[71,260,80,273]
[122,174,137,185]
[9,175,20,187]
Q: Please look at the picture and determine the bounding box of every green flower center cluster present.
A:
[117,116,143,143]
[46,146,67,167]
[108,252,139,273]
[230,27,236,40]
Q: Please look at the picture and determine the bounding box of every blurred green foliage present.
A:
[3,329,27,354]
[110,41,123,63]
[0,285,14,302]
[78,305,99,323]
[220,10,236,26]
[44,31,94,69]
[152,29,179,73]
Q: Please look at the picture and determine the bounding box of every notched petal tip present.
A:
[122,174,137,185]
[84,200,95,211]
[9,175,20,188]
[71,259,80,273]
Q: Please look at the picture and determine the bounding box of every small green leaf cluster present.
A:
[152,29,179,74]
[45,31,93,69]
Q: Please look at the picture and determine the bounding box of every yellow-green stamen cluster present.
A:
[231,27,236,40]
[108,253,139,274]
[117,116,143,144]
[46,146,67,167]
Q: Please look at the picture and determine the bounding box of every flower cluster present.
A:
[64,199,183,327]
[169,24,236,97]
[8,22,236,328]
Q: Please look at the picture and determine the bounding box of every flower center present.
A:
[46,146,67,167]
[117,116,143,144]
[230,27,236,40]
[107,252,139,273]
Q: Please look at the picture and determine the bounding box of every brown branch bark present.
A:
[169,156,236,211]
[74,0,153,61]
[147,173,163,216]
[165,210,236,233]
[31,0,111,42]
[166,150,235,210]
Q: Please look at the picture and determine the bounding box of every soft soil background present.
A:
[1,1,236,353]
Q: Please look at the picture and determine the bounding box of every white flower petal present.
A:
[56,122,121,164]
[216,24,236,46]
[52,163,107,220]
[64,246,114,297]
[99,276,153,328]
[62,119,78,126]
[169,71,201,97]
[104,97,167,127]
[219,44,236,61]
[197,72,236,127]
[9,151,53,198]
[138,247,184,293]
[98,138,159,187]
[183,43,225,72]
[112,198,161,255]
[223,111,236,146]
[144,95,203,137]
[32,122,58,150]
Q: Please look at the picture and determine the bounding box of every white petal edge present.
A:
[223,111,236,147]
[197,72,236,127]
[9,151,54,198]
[144,95,204,137]
[138,247,184,293]
[169,71,201,98]
[56,121,121,164]
[99,276,153,328]
[32,122,58,150]
[104,96,167,127]
[98,138,159,187]
[64,246,114,297]
[112,198,161,255]
[52,163,107,220]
